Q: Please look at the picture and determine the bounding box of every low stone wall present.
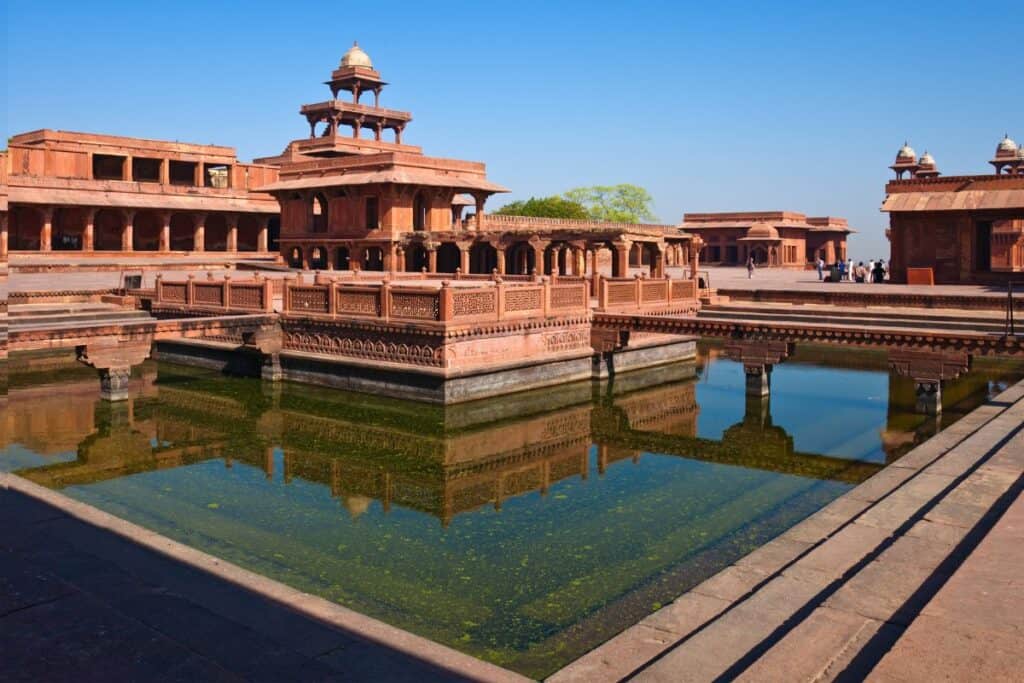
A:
[719,286,1023,312]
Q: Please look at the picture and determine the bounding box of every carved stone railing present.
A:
[154,275,274,313]
[282,278,590,324]
[597,275,698,313]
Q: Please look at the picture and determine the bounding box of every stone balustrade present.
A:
[597,275,698,313]
[154,274,274,313]
[283,278,590,324]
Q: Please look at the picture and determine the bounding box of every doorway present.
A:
[975,222,992,272]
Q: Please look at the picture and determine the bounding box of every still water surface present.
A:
[3,343,1019,677]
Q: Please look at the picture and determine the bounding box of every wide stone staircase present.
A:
[9,303,155,335]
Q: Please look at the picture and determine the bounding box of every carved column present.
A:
[159,212,171,252]
[122,210,135,252]
[427,246,438,273]
[495,247,506,274]
[40,206,53,252]
[689,237,703,281]
[193,213,206,252]
[226,213,238,252]
[83,209,95,251]
[257,216,269,253]
[99,367,133,401]
[474,195,486,233]
[725,340,792,398]
[613,241,630,278]
[888,349,971,416]
[460,244,471,274]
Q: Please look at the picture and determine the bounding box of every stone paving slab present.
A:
[0,482,525,682]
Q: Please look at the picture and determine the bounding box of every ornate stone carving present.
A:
[391,292,439,320]
[452,290,496,317]
[504,288,542,312]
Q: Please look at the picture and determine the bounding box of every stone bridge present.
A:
[594,313,1023,414]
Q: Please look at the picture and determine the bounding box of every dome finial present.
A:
[340,42,373,68]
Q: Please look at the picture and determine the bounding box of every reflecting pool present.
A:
[3,343,1021,678]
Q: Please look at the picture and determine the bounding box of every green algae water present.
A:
[3,343,1021,678]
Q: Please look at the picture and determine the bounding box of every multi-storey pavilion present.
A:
[884,136,1024,283]
[259,45,696,278]
[2,131,280,257]
[680,211,852,267]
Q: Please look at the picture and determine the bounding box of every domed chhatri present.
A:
[340,41,373,69]
[890,141,920,179]
[744,222,781,240]
[896,142,917,161]
[997,134,1018,154]
[916,151,940,178]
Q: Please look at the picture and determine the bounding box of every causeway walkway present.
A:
[552,378,1024,682]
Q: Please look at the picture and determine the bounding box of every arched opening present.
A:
[436,242,461,273]
[53,208,84,251]
[205,214,229,251]
[132,211,162,251]
[469,242,497,274]
[629,243,642,267]
[405,244,428,272]
[309,245,328,270]
[363,246,384,271]
[365,196,379,231]
[505,242,535,275]
[287,246,304,268]
[9,206,42,251]
[335,247,351,270]
[312,193,329,233]
[94,210,124,251]
[750,246,769,266]
[169,214,194,251]
[413,192,427,231]
[237,215,260,252]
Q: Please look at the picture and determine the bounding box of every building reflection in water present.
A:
[4,344,1015,527]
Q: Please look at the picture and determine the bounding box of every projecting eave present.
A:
[259,171,509,194]
[881,189,1024,213]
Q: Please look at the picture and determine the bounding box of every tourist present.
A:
[855,261,866,283]
[866,259,875,283]
[872,260,886,283]
[839,259,848,282]
[847,258,854,281]
[746,255,755,279]
[882,259,889,281]
[816,257,825,280]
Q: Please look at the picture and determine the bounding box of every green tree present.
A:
[493,195,590,219]
[562,184,658,223]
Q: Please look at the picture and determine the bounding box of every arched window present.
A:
[310,246,328,270]
[365,196,379,230]
[413,192,427,231]
[363,247,384,271]
[312,193,329,233]
[288,247,304,268]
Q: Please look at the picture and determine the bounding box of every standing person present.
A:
[873,259,885,283]
[847,258,854,281]
[839,259,848,282]
[746,255,755,279]
[855,261,866,283]
[817,257,824,281]
[866,259,875,283]
[882,259,889,281]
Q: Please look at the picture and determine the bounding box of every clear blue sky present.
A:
[5,0,1022,258]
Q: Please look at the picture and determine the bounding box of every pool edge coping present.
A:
[0,470,532,683]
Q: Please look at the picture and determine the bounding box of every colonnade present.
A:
[5,205,273,254]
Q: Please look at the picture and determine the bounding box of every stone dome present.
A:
[997,134,1018,154]
[918,151,936,168]
[746,222,780,240]
[340,42,373,68]
[896,142,916,161]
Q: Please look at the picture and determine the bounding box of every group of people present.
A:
[815,257,888,283]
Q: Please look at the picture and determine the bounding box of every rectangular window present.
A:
[92,154,125,180]
[169,160,197,186]
[131,157,161,183]
[204,164,231,188]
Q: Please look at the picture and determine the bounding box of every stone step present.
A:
[703,303,1005,324]
[10,310,153,326]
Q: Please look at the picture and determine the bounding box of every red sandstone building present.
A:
[680,212,852,268]
[883,137,1024,284]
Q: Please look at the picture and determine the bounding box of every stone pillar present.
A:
[159,159,169,185]
[226,214,238,252]
[744,364,772,397]
[99,367,133,401]
[427,247,438,273]
[496,247,506,275]
[460,245,471,275]
[0,212,8,260]
[194,162,204,187]
[83,209,95,251]
[40,207,53,252]
[689,238,703,281]
[474,195,486,232]
[915,380,942,416]
[122,211,135,252]
[613,241,630,278]
[257,216,270,253]
[193,213,206,252]
[159,213,171,252]
[652,246,665,278]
